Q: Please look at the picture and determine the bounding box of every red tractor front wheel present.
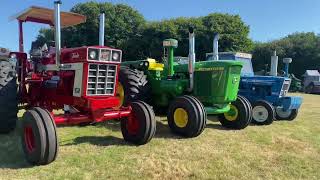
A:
[21,107,58,165]
[121,101,156,145]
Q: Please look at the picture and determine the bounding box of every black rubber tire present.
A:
[21,110,47,165]
[251,100,275,125]
[121,101,156,145]
[32,107,58,165]
[118,67,150,105]
[167,95,206,137]
[0,60,18,134]
[218,96,250,129]
[275,108,298,121]
[21,108,58,165]
[187,95,207,135]
[237,95,252,126]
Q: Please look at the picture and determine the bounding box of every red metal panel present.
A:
[53,107,131,126]
[18,21,24,52]
[61,47,88,63]
[87,97,120,111]
[82,63,89,98]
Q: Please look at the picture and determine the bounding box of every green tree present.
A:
[201,14,253,54]
[34,3,253,61]
[34,2,146,60]
[252,32,320,77]
[131,13,253,61]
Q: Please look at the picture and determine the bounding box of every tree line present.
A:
[252,32,320,78]
[34,2,319,78]
[35,2,252,61]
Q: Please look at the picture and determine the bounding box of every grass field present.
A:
[0,93,319,179]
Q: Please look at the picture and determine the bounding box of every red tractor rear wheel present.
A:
[121,101,156,145]
[21,108,58,165]
[0,59,18,134]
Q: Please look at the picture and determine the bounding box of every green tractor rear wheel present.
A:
[218,96,251,129]
[167,95,206,137]
[0,60,18,134]
[237,95,252,126]
[118,67,150,106]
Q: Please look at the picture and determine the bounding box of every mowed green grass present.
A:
[0,93,319,180]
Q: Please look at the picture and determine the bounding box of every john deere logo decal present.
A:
[197,67,224,72]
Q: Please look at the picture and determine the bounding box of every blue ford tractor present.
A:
[206,34,303,125]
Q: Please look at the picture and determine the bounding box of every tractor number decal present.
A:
[232,77,239,84]
[196,67,224,72]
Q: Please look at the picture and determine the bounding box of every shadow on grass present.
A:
[154,119,184,139]
[61,116,234,147]
[206,115,245,131]
[0,127,32,169]
[154,116,233,139]
[63,135,132,147]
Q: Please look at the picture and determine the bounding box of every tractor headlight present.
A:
[89,51,97,59]
[10,53,17,59]
[88,48,99,60]
[112,51,121,62]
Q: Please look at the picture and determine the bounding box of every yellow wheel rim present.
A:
[174,108,188,128]
[224,104,238,121]
[116,82,124,108]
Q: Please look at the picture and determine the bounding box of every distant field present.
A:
[0,93,319,179]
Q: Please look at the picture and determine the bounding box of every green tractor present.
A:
[118,28,252,137]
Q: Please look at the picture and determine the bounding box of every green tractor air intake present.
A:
[119,28,252,138]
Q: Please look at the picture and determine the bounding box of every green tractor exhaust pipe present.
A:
[212,33,219,60]
[163,39,178,76]
[187,27,195,92]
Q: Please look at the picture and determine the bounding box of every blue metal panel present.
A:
[239,76,284,104]
[208,51,303,111]
[279,96,303,111]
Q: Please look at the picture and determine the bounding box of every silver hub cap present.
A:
[276,108,292,118]
[252,106,269,122]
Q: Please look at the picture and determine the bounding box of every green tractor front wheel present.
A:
[167,95,206,137]
[218,96,252,129]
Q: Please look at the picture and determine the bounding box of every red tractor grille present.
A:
[87,64,117,96]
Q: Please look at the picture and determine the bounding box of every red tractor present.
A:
[0,1,156,165]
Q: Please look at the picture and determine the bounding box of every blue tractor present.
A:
[206,34,303,125]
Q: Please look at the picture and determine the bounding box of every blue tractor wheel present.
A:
[275,108,298,121]
[252,100,275,125]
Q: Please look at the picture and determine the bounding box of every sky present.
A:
[0,0,319,52]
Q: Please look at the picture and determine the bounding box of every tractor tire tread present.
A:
[0,59,18,134]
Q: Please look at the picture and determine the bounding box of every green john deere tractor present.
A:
[118,28,252,137]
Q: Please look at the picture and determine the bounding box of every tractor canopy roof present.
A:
[11,6,86,27]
